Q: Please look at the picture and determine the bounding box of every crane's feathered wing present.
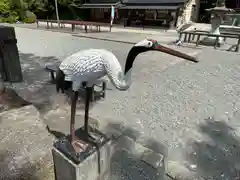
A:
[58,49,128,91]
[100,50,130,90]
[59,49,105,81]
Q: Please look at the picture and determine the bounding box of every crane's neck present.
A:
[113,46,148,91]
[124,46,146,74]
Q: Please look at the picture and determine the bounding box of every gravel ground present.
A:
[4,26,240,179]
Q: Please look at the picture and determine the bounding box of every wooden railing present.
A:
[36,19,112,33]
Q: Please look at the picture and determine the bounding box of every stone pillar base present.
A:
[52,138,113,180]
[52,125,166,180]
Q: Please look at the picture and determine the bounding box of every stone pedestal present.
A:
[52,125,166,180]
[52,138,113,180]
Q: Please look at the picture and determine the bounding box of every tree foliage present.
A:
[58,0,83,7]
[57,0,84,19]
[0,0,19,23]
[0,0,83,23]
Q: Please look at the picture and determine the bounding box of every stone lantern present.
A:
[203,0,234,45]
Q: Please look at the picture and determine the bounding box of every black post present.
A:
[0,26,23,82]
[184,33,187,42]
[214,36,219,49]
[196,34,201,46]
[36,20,39,28]
[236,36,240,52]
[72,24,75,32]
[188,33,191,42]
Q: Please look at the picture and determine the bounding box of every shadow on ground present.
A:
[14,52,60,114]
[0,105,55,180]
[2,52,104,115]
[102,122,171,180]
[186,117,240,179]
[0,149,53,180]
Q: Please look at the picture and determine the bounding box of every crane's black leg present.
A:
[70,90,78,142]
[70,90,89,155]
[84,86,97,142]
[84,87,91,136]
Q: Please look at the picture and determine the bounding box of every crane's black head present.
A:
[55,68,72,93]
[124,39,198,74]
[124,39,161,74]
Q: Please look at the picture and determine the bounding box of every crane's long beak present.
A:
[154,44,198,63]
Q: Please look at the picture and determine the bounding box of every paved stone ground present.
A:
[0,105,170,180]
[0,106,55,180]
[9,21,171,35]
[1,25,240,179]
[6,22,238,53]
[4,22,177,45]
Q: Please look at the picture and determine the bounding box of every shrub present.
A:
[23,11,37,23]
[0,12,19,24]
[23,17,36,23]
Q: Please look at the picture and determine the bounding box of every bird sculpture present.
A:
[47,39,198,153]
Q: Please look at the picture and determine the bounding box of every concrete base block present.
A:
[52,125,165,180]
[52,139,113,180]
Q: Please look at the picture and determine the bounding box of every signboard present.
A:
[110,6,115,26]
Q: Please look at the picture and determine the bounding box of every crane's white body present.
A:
[59,49,130,91]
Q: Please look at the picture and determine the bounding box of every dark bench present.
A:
[44,64,106,100]
[44,63,59,82]
[123,18,145,29]
[36,19,112,33]
[179,31,240,52]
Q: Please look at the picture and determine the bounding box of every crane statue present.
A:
[46,39,198,163]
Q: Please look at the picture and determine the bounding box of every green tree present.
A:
[24,0,49,12]
[0,0,85,22]
[0,0,19,23]
[0,0,50,23]
[58,0,83,8]
[14,0,49,18]
[0,0,11,14]
[57,0,83,19]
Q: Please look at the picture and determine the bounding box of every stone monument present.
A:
[202,0,234,45]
